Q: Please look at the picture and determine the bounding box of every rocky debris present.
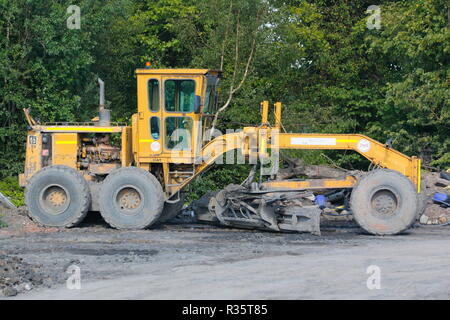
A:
[276,156,362,180]
[0,205,58,235]
[321,209,354,222]
[435,179,450,188]
[419,171,450,225]
[423,171,449,194]
[420,200,449,225]
[0,253,48,297]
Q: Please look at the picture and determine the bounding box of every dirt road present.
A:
[1,212,450,300]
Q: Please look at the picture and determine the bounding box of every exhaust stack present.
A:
[98,78,111,126]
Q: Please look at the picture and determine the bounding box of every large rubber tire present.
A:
[159,193,186,223]
[25,165,90,227]
[350,169,418,235]
[99,167,164,229]
[416,179,429,219]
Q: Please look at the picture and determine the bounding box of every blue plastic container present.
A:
[315,195,327,209]
[433,193,450,207]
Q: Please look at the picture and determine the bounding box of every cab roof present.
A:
[135,68,222,77]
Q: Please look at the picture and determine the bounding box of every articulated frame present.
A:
[168,101,421,198]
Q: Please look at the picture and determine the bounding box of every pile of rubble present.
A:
[419,171,450,225]
[0,253,47,297]
[0,206,57,297]
[0,205,58,235]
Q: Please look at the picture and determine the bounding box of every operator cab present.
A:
[135,66,221,164]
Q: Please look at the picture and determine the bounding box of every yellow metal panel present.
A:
[132,113,139,162]
[22,131,42,185]
[274,102,282,130]
[52,133,78,169]
[261,101,269,124]
[41,126,121,133]
[262,176,357,190]
[273,132,417,186]
[164,132,243,196]
[154,129,420,197]
[135,73,204,164]
[121,127,133,167]
[136,74,162,158]
[135,69,210,75]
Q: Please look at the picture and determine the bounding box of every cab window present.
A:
[203,85,214,113]
[148,79,159,112]
[150,116,160,140]
[165,116,193,150]
[203,77,218,114]
[165,80,195,112]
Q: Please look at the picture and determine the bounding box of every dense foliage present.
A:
[0,0,448,199]
[0,176,23,206]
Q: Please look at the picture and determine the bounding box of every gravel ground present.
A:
[1,209,450,300]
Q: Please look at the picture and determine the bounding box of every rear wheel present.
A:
[350,169,418,235]
[25,165,90,227]
[99,167,164,229]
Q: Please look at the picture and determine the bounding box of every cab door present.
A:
[161,75,202,162]
[137,75,163,157]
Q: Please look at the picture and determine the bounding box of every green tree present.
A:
[357,0,450,167]
[0,0,138,178]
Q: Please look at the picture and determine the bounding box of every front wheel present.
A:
[99,167,164,229]
[350,169,418,235]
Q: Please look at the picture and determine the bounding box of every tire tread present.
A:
[25,165,90,227]
[99,167,164,229]
[350,169,418,235]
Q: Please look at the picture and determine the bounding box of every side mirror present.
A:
[194,95,202,114]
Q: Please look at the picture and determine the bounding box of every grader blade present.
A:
[258,199,280,231]
[277,206,321,235]
[206,184,322,235]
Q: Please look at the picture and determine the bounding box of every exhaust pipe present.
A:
[98,78,110,126]
[98,78,105,110]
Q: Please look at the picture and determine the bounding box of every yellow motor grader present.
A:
[19,65,425,235]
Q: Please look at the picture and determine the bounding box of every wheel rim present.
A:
[370,189,399,218]
[114,185,143,215]
[39,184,70,215]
